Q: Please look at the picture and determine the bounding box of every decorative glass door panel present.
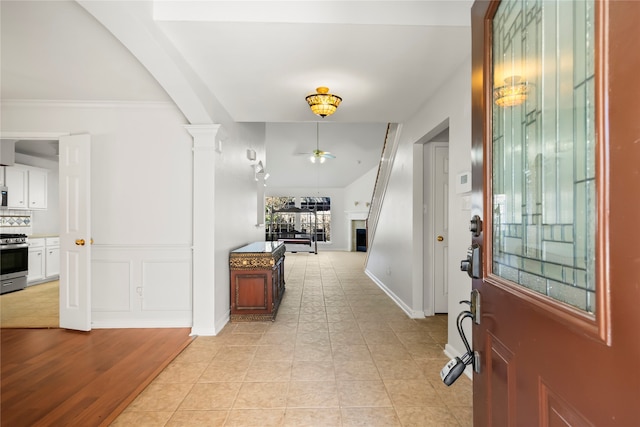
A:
[491,0,596,313]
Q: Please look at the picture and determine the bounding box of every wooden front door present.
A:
[470,1,640,425]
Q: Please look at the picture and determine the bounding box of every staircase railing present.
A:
[365,123,401,265]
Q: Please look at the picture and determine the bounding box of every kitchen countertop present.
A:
[29,234,59,239]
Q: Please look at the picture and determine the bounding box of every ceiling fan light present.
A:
[305,87,342,117]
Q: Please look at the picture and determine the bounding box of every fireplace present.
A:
[356,228,367,252]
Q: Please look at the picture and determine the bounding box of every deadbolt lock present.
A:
[460,243,482,279]
[469,215,482,237]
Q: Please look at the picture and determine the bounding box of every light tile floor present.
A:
[112,251,472,427]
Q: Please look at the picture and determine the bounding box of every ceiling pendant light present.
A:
[494,76,529,107]
[305,87,342,117]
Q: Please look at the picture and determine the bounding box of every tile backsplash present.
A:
[0,210,33,235]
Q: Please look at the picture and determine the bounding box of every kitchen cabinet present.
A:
[27,168,47,209]
[27,238,45,284]
[45,237,60,278]
[4,164,47,210]
[5,166,28,209]
[27,237,59,284]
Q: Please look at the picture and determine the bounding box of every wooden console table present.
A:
[229,241,286,321]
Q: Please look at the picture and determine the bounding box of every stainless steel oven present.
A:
[0,234,28,294]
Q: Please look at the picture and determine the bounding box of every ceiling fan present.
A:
[310,148,335,163]
[308,122,335,164]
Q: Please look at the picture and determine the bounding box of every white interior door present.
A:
[58,134,91,331]
[433,145,449,313]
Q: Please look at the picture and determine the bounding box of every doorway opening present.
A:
[0,139,60,328]
[425,136,449,314]
[412,119,449,317]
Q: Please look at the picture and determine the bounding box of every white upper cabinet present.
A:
[3,164,48,210]
[5,166,28,209]
[27,167,48,209]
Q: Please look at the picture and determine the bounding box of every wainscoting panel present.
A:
[91,245,192,328]
[141,259,191,311]
[92,260,132,312]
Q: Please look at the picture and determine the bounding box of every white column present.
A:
[185,124,222,336]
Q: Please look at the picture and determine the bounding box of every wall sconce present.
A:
[254,160,264,176]
[256,172,270,185]
[494,76,529,107]
[254,161,270,183]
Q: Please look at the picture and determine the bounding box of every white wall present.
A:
[344,165,377,214]
[366,56,473,360]
[1,100,266,329]
[214,122,267,328]
[1,100,193,327]
[343,166,377,250]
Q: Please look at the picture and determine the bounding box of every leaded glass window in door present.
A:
[491,0,596,313]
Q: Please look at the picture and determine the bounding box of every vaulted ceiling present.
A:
[1,0,472,188]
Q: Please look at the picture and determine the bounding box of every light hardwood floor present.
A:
[0,327,193,426]
[113,251,472,426]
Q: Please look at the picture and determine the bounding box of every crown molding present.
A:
[1,99,177,110]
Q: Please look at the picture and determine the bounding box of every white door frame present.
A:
[428,143,449,313]
[411,120,449,317]
[1,131,91,331]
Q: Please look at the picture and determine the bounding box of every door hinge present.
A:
[473,351,481,374]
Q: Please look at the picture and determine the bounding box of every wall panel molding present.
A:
[91,245,192,328]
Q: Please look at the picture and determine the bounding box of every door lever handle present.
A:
[75,239,85,246]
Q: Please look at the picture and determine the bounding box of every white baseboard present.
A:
[92,319,192,329]
[364,269,425,319]
[214,310,230,335]
[191,325,217,336]
[191,309,230,336]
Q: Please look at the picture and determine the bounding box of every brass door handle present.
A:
[437,236,444,242]
[75,239,85,246]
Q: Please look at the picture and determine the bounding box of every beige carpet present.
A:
[0,280,59,328]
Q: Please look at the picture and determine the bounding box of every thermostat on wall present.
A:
[456,171,471,194]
